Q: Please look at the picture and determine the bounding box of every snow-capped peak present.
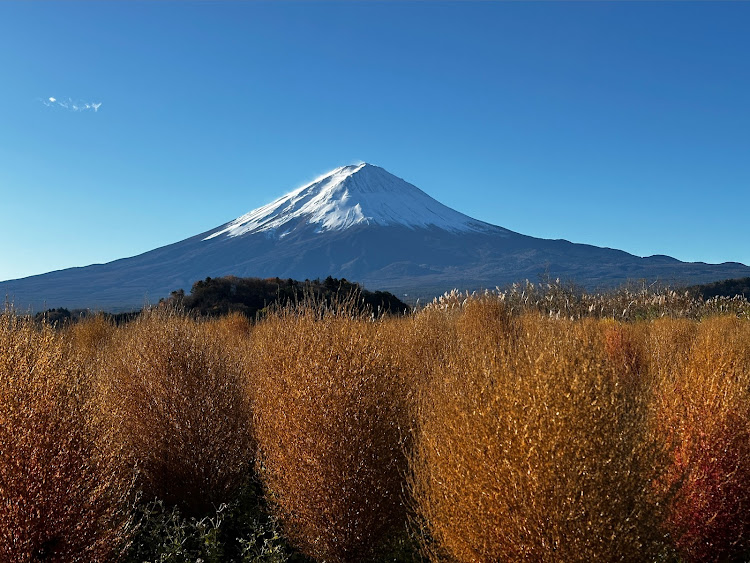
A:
[204,163,502,240]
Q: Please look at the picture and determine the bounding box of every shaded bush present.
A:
[0,313,130,562]
[94,309,254,515]
[251,306,413,562]
[124,478,299,563]
[601,319,648,387]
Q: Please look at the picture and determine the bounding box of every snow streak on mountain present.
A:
[204,163,506,240]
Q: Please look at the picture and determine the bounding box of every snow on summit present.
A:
[204,163,501,240]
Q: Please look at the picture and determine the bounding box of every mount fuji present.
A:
[3,163,750,311]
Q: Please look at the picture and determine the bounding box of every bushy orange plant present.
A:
[250,306,412,562]
[0,313,130,562]
[652,316,750,562]
[94,309,254,515]
[66,313,118,358]
[409,299,672,562]
[601,320,647,384]
[207,310,253,340]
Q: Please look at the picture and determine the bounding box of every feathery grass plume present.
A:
[409,300,673,562]
[652,316,750,562]
[0,312,131,562]
[250,302,412,562]
[94,307,254,515]
[433,280,750,322]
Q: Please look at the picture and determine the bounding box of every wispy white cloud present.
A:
[41,96,102,112]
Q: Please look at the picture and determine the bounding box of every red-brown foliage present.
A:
[652,316,750,562]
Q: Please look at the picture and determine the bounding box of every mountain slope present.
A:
[204,163,504,238]
[3,163,749,311]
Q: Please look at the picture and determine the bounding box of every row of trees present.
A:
[162,275,409,319]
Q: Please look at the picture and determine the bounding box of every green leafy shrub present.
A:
[124,478,298,563]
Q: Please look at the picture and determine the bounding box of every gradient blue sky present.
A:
[1,1,748,283]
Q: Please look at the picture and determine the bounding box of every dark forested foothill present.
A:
[32,307,139,327]
[161,275,410,319]
[30,277,408,327]
[689,276,750,300]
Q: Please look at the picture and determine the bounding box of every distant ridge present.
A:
[3,163,750,312]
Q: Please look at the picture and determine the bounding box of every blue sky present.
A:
[1,1,748,283]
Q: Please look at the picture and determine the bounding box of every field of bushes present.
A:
[2,282,750,562]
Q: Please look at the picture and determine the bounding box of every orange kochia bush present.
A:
[0,313,130,562]
[93,310,254,515]
[651,316,750,562]
[250,308,412,562]
[409,301,672,562]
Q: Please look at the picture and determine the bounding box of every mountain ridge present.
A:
[204,163,506,239]
[3,163,750,312]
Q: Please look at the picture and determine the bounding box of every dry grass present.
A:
[431,280,750,321]
[66,313,118,359]
[3,287,750,562]
[651,316,750,562]
[250,306,413,562]
[0,312,130,562]
[93,308,254,515]
[409,298,673,562]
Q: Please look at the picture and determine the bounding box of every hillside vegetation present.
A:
[34,276,409,325]
[163,275,410,318]
[3,282,750,562]
[689,276,750,300]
